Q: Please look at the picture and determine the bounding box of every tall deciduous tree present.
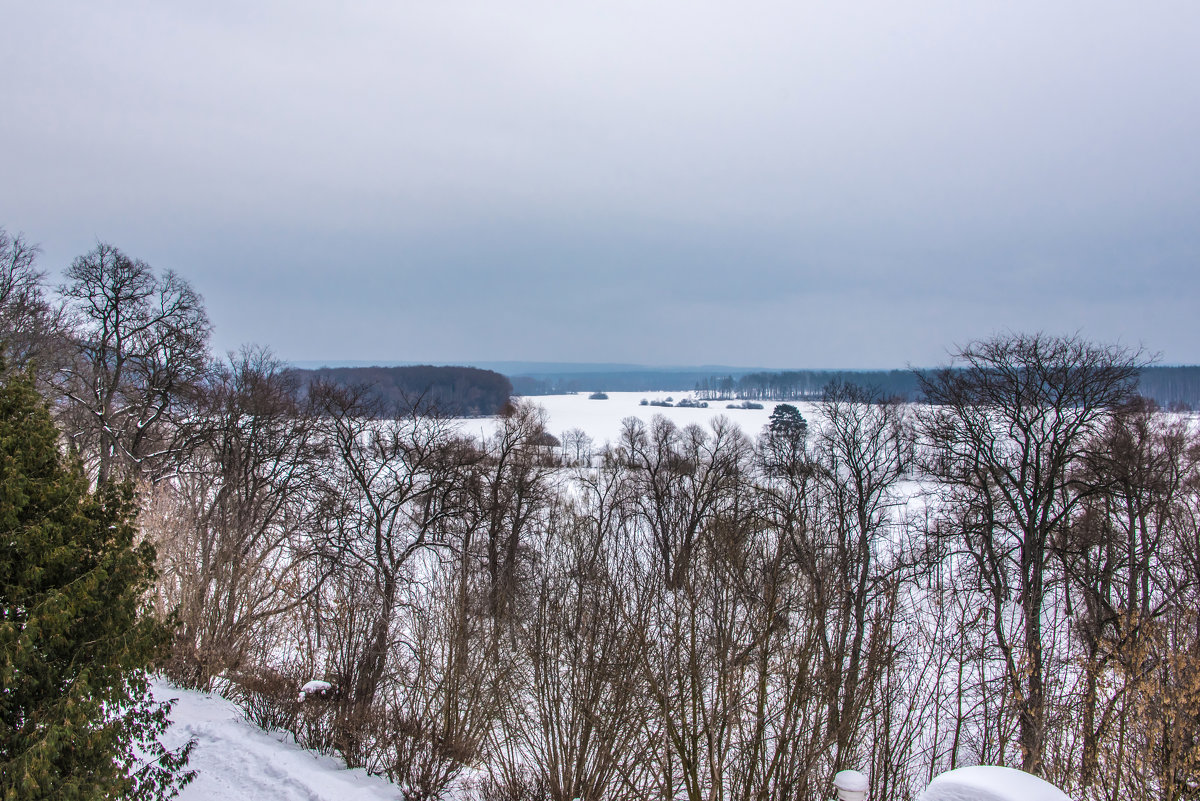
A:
[918,332,1146,776]
[57,243,210,484]
[0,228,65,382]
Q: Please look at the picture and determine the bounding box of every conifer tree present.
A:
[0,366,192,799]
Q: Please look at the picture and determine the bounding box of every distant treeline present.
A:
[292,365,513,416]
[514,366,1200,410]
[1137,366,1200,410]
[697,366,1200,409]
[511,370,762,395]
[696,370,923,401]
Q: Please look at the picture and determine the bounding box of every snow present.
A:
[151,679,399,801]
[467,391,815,445]
[834,769,869,791]
[834,769,869,800]
[297,679,333,701]
[916,766,1071,801]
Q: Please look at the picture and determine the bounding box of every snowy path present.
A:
[151,680,400,801]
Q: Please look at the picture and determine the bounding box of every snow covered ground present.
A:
[463,390,816,445]
[483,391,929,516]
[151,679,400,801]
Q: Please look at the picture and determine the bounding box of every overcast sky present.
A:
[3,2,1197,368]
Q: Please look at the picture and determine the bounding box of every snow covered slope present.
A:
[152,680,400,801]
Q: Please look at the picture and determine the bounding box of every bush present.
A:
[0,367,193,799]
[468,770,550,801]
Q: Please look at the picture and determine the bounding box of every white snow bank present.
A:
[917,766,1071,801]
[151,679,397,801]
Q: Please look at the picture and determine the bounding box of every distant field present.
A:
[459,391,818,445]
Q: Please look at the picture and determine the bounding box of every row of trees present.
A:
[5,226,1199,800]
[694,370,923,403]
[696,366,1200,410]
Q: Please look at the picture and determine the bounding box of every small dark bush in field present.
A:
[588,391,608,400]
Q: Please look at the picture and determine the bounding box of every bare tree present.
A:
[57,242,210,483]
[0,227,66,379]
[463,400,557,619]
[621,414,748,590]
[496,498,649,801]
[146,347,323,689]
[917,332,1146,776]
[310,382,473,760]
[1058,397,1199,797]
[809,382,910,779]
[560,427,594,467]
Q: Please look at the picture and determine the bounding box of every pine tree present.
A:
[767,402,808,441]
[0,366,192,800]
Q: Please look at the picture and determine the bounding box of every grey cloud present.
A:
[2,0,1198,367]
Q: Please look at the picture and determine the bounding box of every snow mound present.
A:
[152,679,397,801]
[917,766,1071,801]
[834,769,868,791]
[297,679,333,701]
[834,769,869,799]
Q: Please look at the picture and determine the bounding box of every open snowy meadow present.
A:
[464,391,818,446]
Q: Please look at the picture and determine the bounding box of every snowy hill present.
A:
[152,680,400,801]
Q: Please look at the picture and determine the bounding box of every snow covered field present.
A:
[465,391,818,446]
[488,391,928,514]
[152,680,399,801]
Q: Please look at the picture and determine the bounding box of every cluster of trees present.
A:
[1,230,199,798]
[126,301,1200,797]
[695,370,923,402]
[1136,366,1200,410]
[698,366,1200,410]
[297,365,513,417]
[512,369,757,396]
[6,226,1200,801]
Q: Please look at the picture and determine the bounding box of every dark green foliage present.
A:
[761,403,808,477]
[0,368,192,800]
[767,403,807,441]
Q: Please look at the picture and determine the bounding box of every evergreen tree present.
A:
[761,403,809,477]
[0,367,192,799]
[767,402,808,441]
